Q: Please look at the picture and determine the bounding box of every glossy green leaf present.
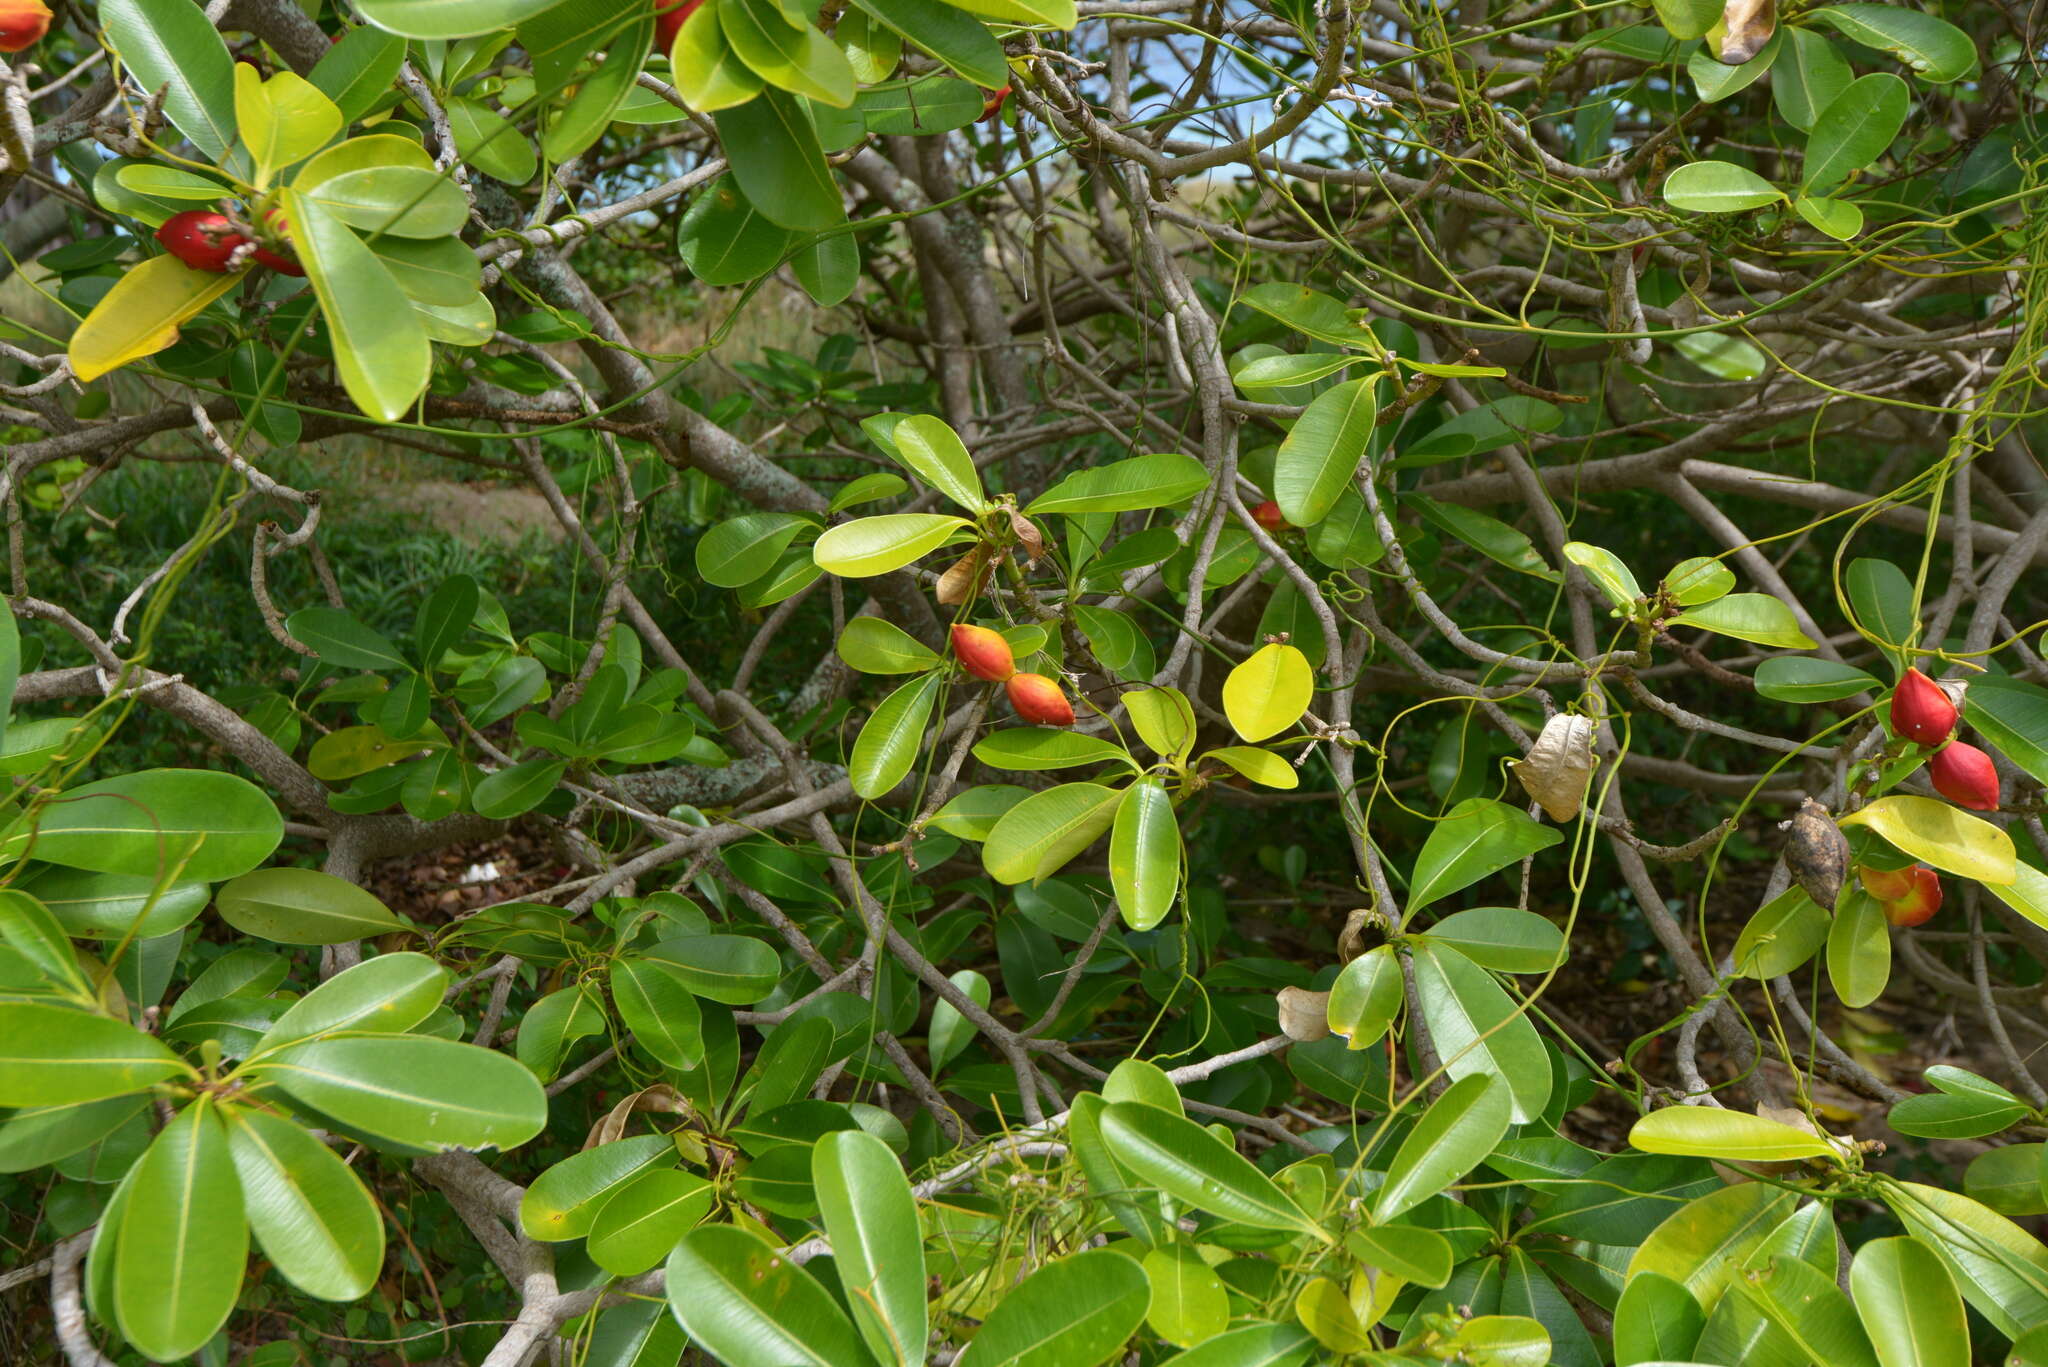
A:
[12,769,281,881]
[927,968,989,1075]
[837,618,940,675]
[310,24,407,124]
[891,414,985,512]
[114,1099,246,1361]
[1669,593,1816,649]
[586,1167,717,1275]
[1964,676,2048,787]
[225,1106,383,1300]
[814,513,969,577]
[955,1247,1150,1367]
[1109,780,1181,931]
[1222,642,1313,743]
[1804,73,1909,195]
[612,957,705,1071]
[1143,1243,1230,1347]
[1027,453,1210,515]
[515,984,606,1082]
[1965,1145,2048,1217]
[354,0,566,38]
[1839,796,2015,885]
[0,1003,190,1105]
[256,1034,547,1152]
[1349,1223,1454,1288]
[1275,377,1376,526]
[1775,26,1852,130]
[1422,907,1565,974]
[1810,4,1976,82]
[1849,1235,1970,1367]
[1100,1101,1328,1239]
[1754,657,1879,703]
[283,187,432,423]
[1629,1106,1838,1162]
[1374,1072,1512,1221]
[1882,1180,2048,1338]
[1326,945,1402,1048]
[1732,884,1829,978]
[520,1136,678,1241]
[587,1296,691,1367]
[698,512,812,588]
[666,1224,873,1366]
[1662,160,1784,212]
[641,933,782,1004]
[217,867,406,945]
[845,0,1006,86]
[1627,1181,1798,1313]
[851,671,944,799]
[1613,1271,1705,1366]
[713,88,846,230]
[982,782,1122,885]
[1408,798,1563,914]
[813,1130,926,1366]
[254,951,445,1054]
[1739,1252,1880,1367]
[101,0,238,163]
[1408,496,1559,581]
[1890,1067,2030,1140]
[1563,541,1643,609]
[1827,891,1891,1008]
[1410,941,1552,1123]
[974,728,1130,772]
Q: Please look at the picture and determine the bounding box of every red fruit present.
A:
[951,624,1016,682]
[981,83,1012,122]
[0,0,51,52]
[1005,672,1073,727]
[156,211,252,273]
[1929,739,2001,811]
[654,0,704,50]
[1880,865,1942,927]
[1890,668,1959,747]
[252,210,304,275]
[251,247,304,276]
[1252,500,1288,534]
[1858,864,1914,902]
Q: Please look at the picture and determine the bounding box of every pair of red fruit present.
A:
[156,211,303,277]
[950,625,1073,726]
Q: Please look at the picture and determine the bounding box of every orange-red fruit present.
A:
[253,208,305,276]
[1880,865,1943,928]
[1006,672,1073,727]
[1930,739,2000,811]
[1891,668,1959,746]
[0,0,50,52]
[981,83,1012,122]
[654,0,704,50]
[156,211,251,273]
[1252,500,1288,533]
[951,624,1015,682]
[1858,864,1915,902]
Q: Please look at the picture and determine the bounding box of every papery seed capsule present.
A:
[1929,739,2000,811]
[1890,668,1960,746]
[1781,797,1850,911]
[1005,672,1074,726]
[950,624,1015,682]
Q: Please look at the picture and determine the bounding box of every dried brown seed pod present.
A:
[1780,797,1850,912]
[1511,714,1599,822]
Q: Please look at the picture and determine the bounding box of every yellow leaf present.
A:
[1839,795,2016,885]
[1203,745,1298,789]
[68,254,244,382]
[1222,642,1313,743]
[1985,860,2048,930]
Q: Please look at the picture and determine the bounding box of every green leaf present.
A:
[254,1034,546,1152]
[586,1167,717,1275]
[288,606,407,671]
[713,88,847,230]
[813,513,968,577]
[0,889,91,998]
[253,951,446,1055]
[1408,798,1563,914]
[1203,745,1298,790]
[974,728,1130,772]
[1849,1235,1971,1367]
[851,671,944,799]
[1810,4,1976,82]
[1650,0,1720,38]
[719,0,855,106]
[1375,1072,1512,1221]
[1754,657,1879,703]
[1629,1106,1838,1162]
[236,65,343,188]
[1143,1243,1230,1348]
[1662,160,1784,212]
[100,0,238,164]
[1237,283,1361,347]
[1688,30,1779,101]
[12,769,282,881]
[1795,194,1866,240]
[542,14,652,161]
[1804,73,1909,195]
[1100,1101,1328,1239]
[1827,891,1891,1009]
[845,0,1006,87]
[283,187,431,423]
[1155,1322,1313,1366]
[1775,27,1853,131]
[890,414,985,512]
[1410,941,1551,1123]
[813,1130,926,1366]
[1407,496,1559,581]
[1668,593,1816,649]
[310,25,407,124]
[1963,677,2048,788]
[1966,1145,2048,1217]
[1848,557,1918,669]
[114,1100,246,1362]
[1627,1181,1798,1313]
[515,984,605,1083]
[954,1248,1151,1367]
[1233,352,1359,392]
[1274,377,1376,526]
[1222,642,1313,743]
[1122,688,1195,759]
[672,0,766,110]
[520,1136,678,1241]
[1109,780,1181,932]
[588,1295,691,1367]
[666,1224,873,1367]
[473,757,567,820]
[0,1093,149,1174]
[1349,1225,1453,1287]
[699,512,812,588]
[1562,542,1643,609]
[1673,331,1768,381]
[1838,795,2015,885]
[1613,1271,1705,1366]
[612,957,706,1071]
[1890,1067,2030,1140]
[1882,1180,2048,1339]
[217,867,406,945]
[0,1003,191,1106]
[300,164,469,239]
[927,968,988,1074]
[676,175,797,285]
[1027,453,1211,515]
[1732,885,1830,979]
[982,782,1122,885]
[640,933,782,1004]
[353,0,568,39]
[1739,1255,1880,1367]
[837,618,941,674]
[1422,907,1565,974]
[225,1107,383,1300]
[1398,397,1564,466]
[1326,946,1402,1048]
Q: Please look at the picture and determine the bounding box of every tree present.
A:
[1,0,2046,1362]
